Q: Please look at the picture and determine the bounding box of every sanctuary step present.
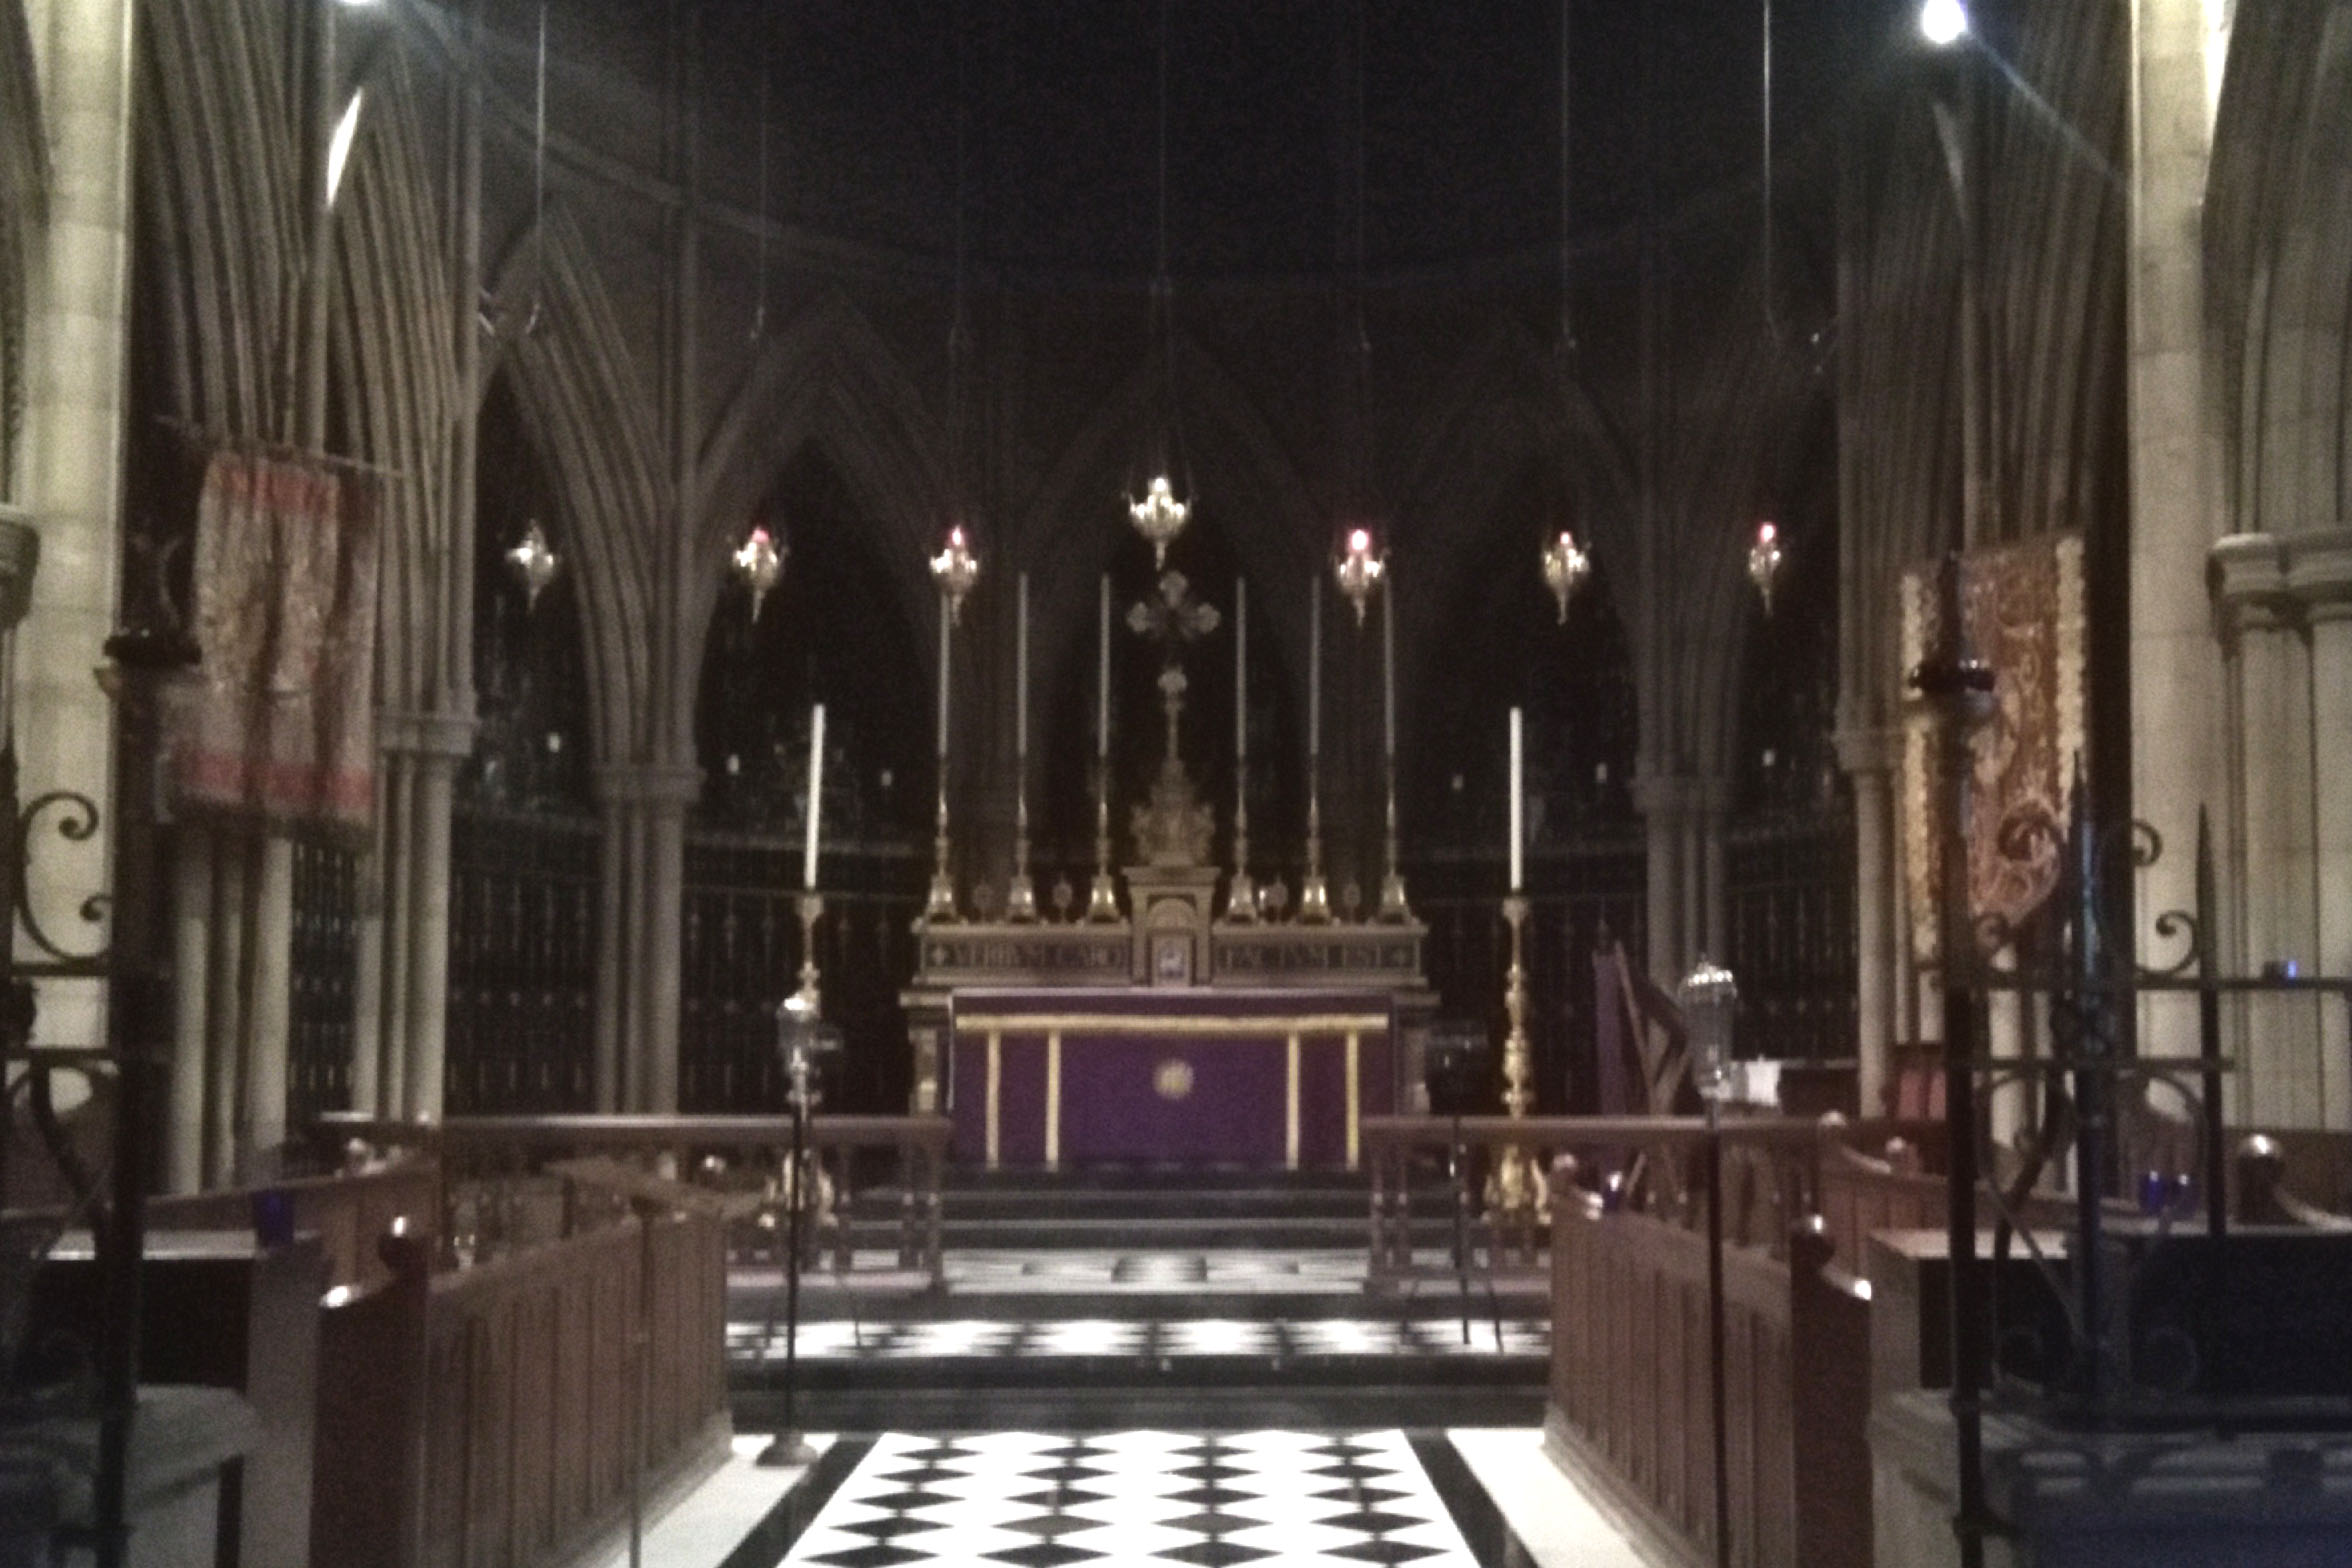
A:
[729,1166,1548,1432]
[843,1166,1465,1254]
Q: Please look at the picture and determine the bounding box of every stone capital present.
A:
[2208,533,2293,637]
[2283,526,2352,624]
[378,707,479,760]
[593,762,703,809]
[1832,726,1904,778]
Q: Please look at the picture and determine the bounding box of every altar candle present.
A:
[1016,571,1030,760]
[1234,579,1248,761]
[1508,706,1524,891]
[936,602,951,761]
[1096,574,1111,759]
[1382,576,1396,760]
[803,703,826,888]
[1309,575,1322,760]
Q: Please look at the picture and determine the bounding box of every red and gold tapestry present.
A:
[170,448,378,835]
[1900,533,2085,967]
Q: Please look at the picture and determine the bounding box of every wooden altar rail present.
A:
[1354,1109,1843,1297]
[1545,1172,1873,1568]
[315,1111,952,1287]
[313,1210,730,1568]
[146,1161,439,1292]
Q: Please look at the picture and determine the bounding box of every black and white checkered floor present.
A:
[728,1318,1548,1364]
[779,1431,1485,1568]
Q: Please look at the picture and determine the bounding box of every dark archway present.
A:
[1404,459,1642,1114]
[447,373,602,1113]
[682,445,929,1113]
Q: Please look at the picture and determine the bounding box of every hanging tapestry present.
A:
[1900,533,2085,967]
[170,448,378,836]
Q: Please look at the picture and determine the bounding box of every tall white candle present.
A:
[1234,579,1247,761]
[1097,574,1111,759]
[803,703,826,888]
[1382,577,1396,760]
[1508,706,1524,891]
[1016,572,1029,760]
[1308,576,1322,760]
[936,601,951,761]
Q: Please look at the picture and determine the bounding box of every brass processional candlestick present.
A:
[1486,893,1545,1224]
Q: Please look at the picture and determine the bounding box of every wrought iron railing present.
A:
[446,808,599,1113]
[1724,810,1857,1062]
[1408,840,1646,1113]
[288,838,358,1126]
[679,833,922,1114]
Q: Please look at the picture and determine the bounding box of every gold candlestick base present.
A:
[1377,870,1412,923]
[1296,873,1332,924]
[1223,869,1260,924]
[923,868,959,924]
[1005,874,1039,922]
[793,894,824,1016]
[1084,873,1123,922]
[1485,894,1547,1231]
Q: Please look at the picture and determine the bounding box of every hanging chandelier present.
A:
[505,521,560,610]
[1333,527,1386,627]
[732,524,787,622]
[1747,520,1785,616]
[930,524,980,625]
[1129,476,1191,569]
[1540,530,1591,624]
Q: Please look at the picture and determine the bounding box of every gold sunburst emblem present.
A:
[1152,1058,1195,1101]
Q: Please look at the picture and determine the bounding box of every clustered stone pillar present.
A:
[2126,0,2228,1070]
[593,763,700,1112]
[1633,772,1727,991]
[1836,727,1904,1117]
[350,710,477,1124]
[1635,773,1689,990]
[2212,529,2352,1130]
[14,0,138,1063]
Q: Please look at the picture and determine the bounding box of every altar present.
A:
[898,518,1435,1170]
[944,987,1398,1170]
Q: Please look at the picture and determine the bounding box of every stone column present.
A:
[377,711,475,1122]
[2127,0,2229,1062]
[1692,777,1729,966]
[2212,535,2319,1125]
[594,763,699,1112]
[2288,531,2352,1129]
[13,0,138,1051]
[240,835,296,1174]
[1837,728,1903,1117]
[1634,773,1688,989]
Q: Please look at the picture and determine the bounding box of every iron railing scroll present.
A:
[1915,553,2352,1566]
[1,622,194,1568]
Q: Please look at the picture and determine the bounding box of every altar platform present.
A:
[943,987,1400,1170]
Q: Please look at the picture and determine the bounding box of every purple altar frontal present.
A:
[946,988,1397,1170]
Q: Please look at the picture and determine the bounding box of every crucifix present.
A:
[1125,570,1221,769]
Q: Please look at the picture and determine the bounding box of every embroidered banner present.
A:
[171,448,378,836]
[1900,533,2086,967]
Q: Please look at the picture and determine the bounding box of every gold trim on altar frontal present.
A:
[978,1017,1381,1173]
[957,1013,1389,1036]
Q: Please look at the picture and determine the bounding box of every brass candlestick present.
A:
[1297,771,1332,924]
[793,893,823,1016]
[1225,778,1259,924]
[1006,793,1039,922]
[1486,894,1545,1223]
[1377,757,1411,922]
[924,779,958,923]
[1084,764,1122,921]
